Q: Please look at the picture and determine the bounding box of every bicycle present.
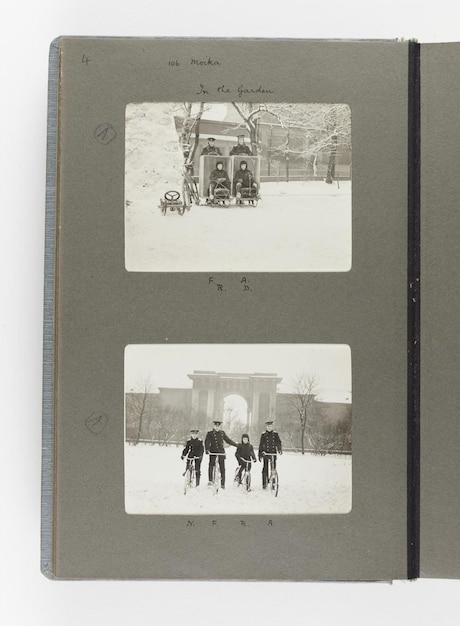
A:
[234,457,252,492]
[209,452,226,495]
[183,455,200,495]
[262,452,279,497]
[182,164,200,208]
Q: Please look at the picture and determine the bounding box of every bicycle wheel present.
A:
[213,464,220,495]
[244,470,251,492]
[184,468,192,495]
[270,471,279,497]
[190,466,196,488]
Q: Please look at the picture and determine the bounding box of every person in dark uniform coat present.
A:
[258,420,282,488]
[233,160,259,201]
[201,137,222,156]
[235,434,257,484]
[205,420,238,488]
[229,135,253,156]
[181,429,204,486]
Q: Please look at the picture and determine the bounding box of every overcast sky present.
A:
[125,344,351,402]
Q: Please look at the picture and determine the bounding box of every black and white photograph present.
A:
[125,102,352,272]
[125,344,352,514]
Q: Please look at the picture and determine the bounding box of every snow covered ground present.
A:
[125,102,352,272]
[125,444,352,515]
[125,181,351,272]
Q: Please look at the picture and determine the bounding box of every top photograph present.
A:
[125,101,352,272]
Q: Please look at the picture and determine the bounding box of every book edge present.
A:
[41,36,61,581]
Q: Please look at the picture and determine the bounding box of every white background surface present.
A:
[2,2,459,624]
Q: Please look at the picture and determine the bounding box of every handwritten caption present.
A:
[196,83,274,99]
[208,276,252,292]
[166,57,274,99]
[185,519,274,528]
[169,57,221,67]
[81,52,274,99]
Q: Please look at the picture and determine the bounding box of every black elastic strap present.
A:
[407,40,421,580]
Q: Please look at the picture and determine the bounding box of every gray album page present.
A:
[48,37,409,580]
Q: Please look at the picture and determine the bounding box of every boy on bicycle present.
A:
[205,420,238,489]
[181,429,204,486]
[235,433,257,484]
[258,420,282,489]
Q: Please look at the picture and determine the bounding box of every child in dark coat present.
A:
[208,161,231,200]
[235,434,257,484]
[181,429,204,486]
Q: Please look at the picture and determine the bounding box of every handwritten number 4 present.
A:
[82,54,91,65]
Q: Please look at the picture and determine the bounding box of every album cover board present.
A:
[420,43,460,579]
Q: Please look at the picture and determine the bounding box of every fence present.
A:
[126,438,351,456]
[126,438,182,446]
[260,163,352,183]
[283,447,351,456]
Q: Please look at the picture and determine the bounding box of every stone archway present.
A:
[187,371,282,439]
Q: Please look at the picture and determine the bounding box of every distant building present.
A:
[175,105,351,182]
[126,369,351,451]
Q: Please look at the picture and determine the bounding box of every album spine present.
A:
[41,37,61,580]
[407,40,421,581]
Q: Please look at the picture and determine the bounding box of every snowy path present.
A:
[125,444,352,515]
[125,181,351,272]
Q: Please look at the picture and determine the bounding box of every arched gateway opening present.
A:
[188,371,282,440]
[223,394,248,440]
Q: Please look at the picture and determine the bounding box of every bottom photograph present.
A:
[124,344,352,515]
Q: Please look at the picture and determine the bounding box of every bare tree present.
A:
[126,377,155,445]
[154,405,189,446]
[230,102,294,154]
[315,406,352,453]
[231,102,265,154]
[277,413,300,450]
[256,103,351,182]
[177,102,205,164]
[287,374,319,454]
